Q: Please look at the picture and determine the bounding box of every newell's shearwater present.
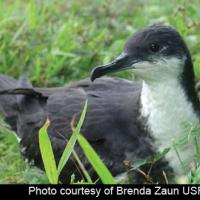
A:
[0,25,199,183]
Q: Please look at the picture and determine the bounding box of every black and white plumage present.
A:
[0,25,199,183]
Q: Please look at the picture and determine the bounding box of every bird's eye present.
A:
[150,43,160,52]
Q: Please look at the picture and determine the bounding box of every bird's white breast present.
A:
[140,79,199,179]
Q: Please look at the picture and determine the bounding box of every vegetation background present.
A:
[0,0,200,183]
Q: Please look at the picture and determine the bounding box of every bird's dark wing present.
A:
[18,77,145,181]
[0,75,172,183]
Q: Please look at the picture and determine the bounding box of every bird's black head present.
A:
[124,24,188,60]
[91,24,200,113]
[91,24,193,83]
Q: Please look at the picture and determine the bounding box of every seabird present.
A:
[0,25,199,183]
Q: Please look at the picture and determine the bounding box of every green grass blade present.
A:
[77,134,116,184]
[39,119,58,184]
[57,100,88,176]
[192,166,200,184]
[71,149,93,183]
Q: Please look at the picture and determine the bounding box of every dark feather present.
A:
[0,74,173,183]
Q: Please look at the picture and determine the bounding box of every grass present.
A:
[0,0,200,183]
[39,100,116,184]
[0,117,48,183]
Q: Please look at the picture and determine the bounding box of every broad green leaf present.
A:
[77,134,116,184]
[57,100,88,176]
[39,119,58,184]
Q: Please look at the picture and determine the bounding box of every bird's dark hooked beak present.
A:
[90,53,139,81]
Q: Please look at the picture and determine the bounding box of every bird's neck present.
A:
[140,79,199,176]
